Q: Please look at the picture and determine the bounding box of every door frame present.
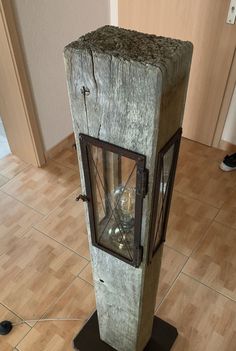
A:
[212,49,236,149]
[0,0,45,166]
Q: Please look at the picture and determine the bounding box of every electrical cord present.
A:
[0,317,88,335]
[13,317,87,326]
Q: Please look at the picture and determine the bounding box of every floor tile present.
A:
[45,277,95,320]
[166,191,218,256]
[17,278,95,351]
[175,146,236,208]
[215,189,236,230]
[0,303,31,351]
[2,161,80,215]
[0,191,42,255]
[79,263,93,285]
[0,154,28,179]
[0,174,9,187]
[183,222,236,300]
[156,246,187,307]
[52,148,79,171]
[157,274,236,351]
[0,137,235,351]
[0,228,88,320]
[180,138,226,162]
[34,192,89,259]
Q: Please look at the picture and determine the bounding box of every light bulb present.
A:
[107,186,135,254]
[114,186,135,229]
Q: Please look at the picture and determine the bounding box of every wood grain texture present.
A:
[79,262,93,285]
[45,278,95,320]
[0,228,88,320]
[0,303,30,351]
[155,245,187,307]
[180,138,226,162]
[64,25,192,351]
[45,133,75,161]
[0,174,8,187]
[0,191,42,255]
[0,154,28,179]
[175,142,236,208]
[215,189,236,230]
[35,192,89,259]
[183,222,236,300]
[52,148,79,171]
[118,0,236,146]
[0,135,235,350]
[166,191,218,256]
[17,278,95,351]
[157,273,236,351]
[2,161,80,215]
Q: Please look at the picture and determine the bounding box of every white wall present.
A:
[222,85,236,145]
[13,0,110,151]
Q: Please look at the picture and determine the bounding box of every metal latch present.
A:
[227,0,236,24]
[76,194,89,202]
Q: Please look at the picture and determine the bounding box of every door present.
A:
[118,0,236,146]
[0,0,45,166]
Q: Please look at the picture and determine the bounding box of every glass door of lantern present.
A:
[80,134,147,267]
[149,128,182,261]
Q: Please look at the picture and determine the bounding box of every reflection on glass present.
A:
[88,145,137,261]
[153,144,175,252]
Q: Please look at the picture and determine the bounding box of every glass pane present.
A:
[89,144,137,261]
[153,144,175,251]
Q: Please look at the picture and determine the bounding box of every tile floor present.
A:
[0,139,235,351]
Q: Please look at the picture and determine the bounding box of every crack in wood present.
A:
[97,124,101,138]
[89,48,98,104]
[81,86,90,134]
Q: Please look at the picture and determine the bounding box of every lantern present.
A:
[64,25,192,351]
[79,133,148,267]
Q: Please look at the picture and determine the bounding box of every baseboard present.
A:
[218,139,236,153]
[45,133,75,160]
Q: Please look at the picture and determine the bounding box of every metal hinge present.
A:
[137,168,148,198]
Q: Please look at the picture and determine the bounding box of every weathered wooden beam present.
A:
[64,25,192,351]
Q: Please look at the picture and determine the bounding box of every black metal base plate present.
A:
[73,312,178,351]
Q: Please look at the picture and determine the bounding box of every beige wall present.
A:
[13,0,110,151]
[222,85,236,145]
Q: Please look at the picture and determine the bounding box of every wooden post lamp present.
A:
[64,26,192,351]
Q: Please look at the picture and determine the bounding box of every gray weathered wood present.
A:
[64,25,192,351]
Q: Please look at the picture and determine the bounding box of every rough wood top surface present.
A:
[65,25,192,69]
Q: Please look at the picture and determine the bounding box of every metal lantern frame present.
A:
[79,128,182,268]
[79,133,148,268]
[148,127,182,261]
